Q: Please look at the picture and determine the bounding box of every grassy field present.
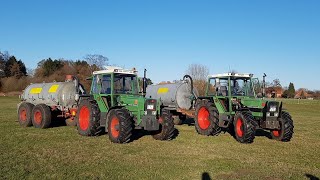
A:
[0,96,319,180]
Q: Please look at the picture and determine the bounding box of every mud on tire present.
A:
[18,102,34,127]
[152,110,175,141]
[233,111,256,144]
[32,104,52,129]
[194,100,221,136]
[107,109,133,144]
[270,111,294,142]
[75,99,101,136]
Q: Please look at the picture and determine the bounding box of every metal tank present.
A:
[21,75,84,109]
[146,75,197,111]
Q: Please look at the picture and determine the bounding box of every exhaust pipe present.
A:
[143,69,147,95]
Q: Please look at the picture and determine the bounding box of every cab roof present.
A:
[208,73,253,78]
[93,66,137,75]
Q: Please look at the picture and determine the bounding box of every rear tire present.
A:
[270,111,294,142]
[32,104,52,129]
[107,109,133,143]
[233,111,256,144]
[194,100,221,136]
[75,99,101,136]
[18,102,34,127]
[152,110,175,141]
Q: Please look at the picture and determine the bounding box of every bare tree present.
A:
[84,54,109,70]
[186,64,209,96]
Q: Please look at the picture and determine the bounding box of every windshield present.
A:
[230,78,255,97]
[114,73,139,94]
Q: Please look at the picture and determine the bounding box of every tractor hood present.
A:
[118,95,145,108]
[240,97,266,109]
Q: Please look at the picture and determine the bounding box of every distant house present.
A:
[266,87,283,98]
[295,89,311,99]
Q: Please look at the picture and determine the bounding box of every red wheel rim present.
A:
[272,130,280,137]
[198,107,210,130]
[79,106,90,130]
[236,118,244,137]
[110,117,120,138]
[20,108,27,122]
[34,110,42,124]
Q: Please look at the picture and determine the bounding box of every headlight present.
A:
[269,106,277,112]
[147,105,154,110]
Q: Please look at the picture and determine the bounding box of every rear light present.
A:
[70,109,77,116]
[262,103,266,107]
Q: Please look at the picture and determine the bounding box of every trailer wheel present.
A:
[18,102,34,127]
[107,109,133,143]
[32,104,52,129]
[271,112,294,142]
[76,99,101,136]
[152,110,175,141]
[194,100,221,136]
[233,111,256,144]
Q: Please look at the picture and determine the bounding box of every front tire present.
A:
[234,111,256,144]
[75,99,101,136]
[18,102,34,127]
[152,110,175,141]
[107,109,133,144]
[194,100,221,136]
[32,104,52,129]
[271,112,294,142]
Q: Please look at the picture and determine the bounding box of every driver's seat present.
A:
[219,86,228,96]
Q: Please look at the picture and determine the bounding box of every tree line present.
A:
[0,51,108,93]
[0,51,153,94]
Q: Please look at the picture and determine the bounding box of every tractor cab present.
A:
[206,73,262,114]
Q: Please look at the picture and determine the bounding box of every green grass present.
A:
[0,96,319,180]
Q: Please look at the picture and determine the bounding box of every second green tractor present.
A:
[194,73,294,143]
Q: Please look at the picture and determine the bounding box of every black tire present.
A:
[65,118,76,126]
[270,111,294,142]
[75,99,101,136]
[18,102,34,127]
[32,104,52,129]
[194,100,221,136]
[233,111,256,144]
[107,109,133,144]
[152,110,175,141]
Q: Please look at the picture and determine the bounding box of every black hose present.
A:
[183,75,193,96]
[73,76,80,94]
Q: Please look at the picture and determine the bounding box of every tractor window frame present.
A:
[207,78,217,96]
[91,75,102,94]
[100,74,112,94]
[113,73,139,95]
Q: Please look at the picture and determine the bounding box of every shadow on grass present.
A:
[50,117,67,128]
[130,128,180,142]
[305,174,320,180]
[182,118,195,126]
[255,129,272,139]
[202,172,212,180]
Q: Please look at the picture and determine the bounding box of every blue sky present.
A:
[1,0,319,90]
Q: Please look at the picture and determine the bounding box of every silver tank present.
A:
[21,81,79,108]
[146,78,197,110]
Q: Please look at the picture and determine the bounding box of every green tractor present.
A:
[194,73,294,143]
[75,67,175,143]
